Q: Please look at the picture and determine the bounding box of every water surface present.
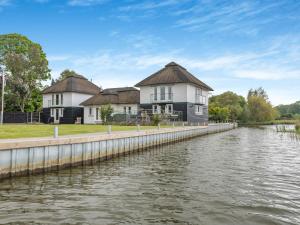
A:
[0,127,299,225]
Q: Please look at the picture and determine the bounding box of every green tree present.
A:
[0,33,50,112]
[100,104,114,124]
[209,91,246,121]
[208,103,230,122]
[57,69,81,81]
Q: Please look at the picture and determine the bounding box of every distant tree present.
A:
[276,101,300,118]
[0,33,50,112]
[100,104,114,124]
[247,88,279,122]
[209,91,246,121]
[58,69,81,81]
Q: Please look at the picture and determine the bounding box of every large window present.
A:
[154,87,157,101]
[89,107,93,116]
[168,86,172,100]
[61,94,63,105]
[160,87,165,100]
[165,104,173,114]
[56,94,59,105]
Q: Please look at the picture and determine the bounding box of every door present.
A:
[54,108,60,123]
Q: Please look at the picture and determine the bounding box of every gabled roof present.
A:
[42,75,101,95]
[135,62,213,91]
[80,87,140,106]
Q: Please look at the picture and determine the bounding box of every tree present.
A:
[209,91,246,121]
[247,89,278,122]
[208,103,230,122]
[57,69,81,81]
[100,104,114,124]
[0,34,50,112]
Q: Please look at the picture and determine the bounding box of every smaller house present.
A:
[80,87,140,124]
[42,75,101,124]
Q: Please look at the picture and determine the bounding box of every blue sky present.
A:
[0,0,300,105]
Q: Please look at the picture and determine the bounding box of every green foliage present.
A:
[208,103,230,122]
[296,121,300,133]
[247,95,277,122]
[100,104,114,124]
[0,33,50,112]
[57,69,81,81]
[209,91,246,121]
[276,101,300,119]
[152,114,161,126]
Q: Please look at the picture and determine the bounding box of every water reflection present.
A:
[0,127,300,225]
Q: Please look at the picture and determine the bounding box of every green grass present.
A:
[296,121,300,134]
[0,124,167,139]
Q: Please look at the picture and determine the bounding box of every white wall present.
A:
[140,83,210,104]
[43,92,93,108]
[83,104,139,124]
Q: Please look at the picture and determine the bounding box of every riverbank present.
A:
[0,124,236,180]
[239,119,297,126]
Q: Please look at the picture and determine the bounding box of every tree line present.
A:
[209,87,280,123]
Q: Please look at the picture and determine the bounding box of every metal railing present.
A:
[195,95,207,105]
[150,93,173,103]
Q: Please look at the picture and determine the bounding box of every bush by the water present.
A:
[296,121,300,133]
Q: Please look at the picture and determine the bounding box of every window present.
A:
[96,108,99,120]
[48,100,51,107]
[196,88,202,96]
[60,108,64,117]
[89,107,93,116]
[124,106,126,113]
[56,94,59,105]
[195,105,203,115]
[165,104,173,114]
[61,94,63,105]
[168,86,172,100]
[154,87,157,101]
[160,86,165,100]
[128,107,132,114]
[50,108,54,117]
[52,94,54,106]
[152,105,160,114]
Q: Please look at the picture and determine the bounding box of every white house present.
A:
[42,75,101,124]
[80,87,140,124]
[135,62,213,124]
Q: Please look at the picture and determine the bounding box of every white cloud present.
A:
[119,0,185,11]
[234,69,300,80]
[0,0,11,6]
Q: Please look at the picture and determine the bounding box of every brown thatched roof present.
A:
[135,62,213,91]
[80,87,140,106]
[43,75,101,95]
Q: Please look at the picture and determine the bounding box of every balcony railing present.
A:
[195,95,207,105]
[150,93,173,103]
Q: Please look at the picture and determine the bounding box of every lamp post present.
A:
[0,67,5,125]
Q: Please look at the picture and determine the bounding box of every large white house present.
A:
[135,62,213,124]
[42,75,101,123]
[80,87,140,124]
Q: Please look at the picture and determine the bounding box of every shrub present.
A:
[152,114,161,126]
[296,121,300,133]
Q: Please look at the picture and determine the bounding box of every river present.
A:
[0,127,299,225]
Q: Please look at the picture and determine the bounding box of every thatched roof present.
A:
[43,75,101,95]
[135,62,213,91]
[80,87,140,106]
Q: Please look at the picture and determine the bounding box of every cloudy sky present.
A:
[1,0,300,105]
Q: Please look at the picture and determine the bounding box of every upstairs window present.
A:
[168,86,172,100]
[160,87,165,100]
[61,94,63,105]
[154,87,158,101]
[56,94,59,105]
[89,107,93,116]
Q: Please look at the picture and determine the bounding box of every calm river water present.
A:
[0,127,300,225]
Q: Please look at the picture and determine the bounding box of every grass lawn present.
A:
[0,124,165,139]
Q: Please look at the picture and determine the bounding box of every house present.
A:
[80,87,140,124]
[135,62,213,124]
[42,75,101,124]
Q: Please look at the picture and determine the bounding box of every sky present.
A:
[0,0,300,105]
